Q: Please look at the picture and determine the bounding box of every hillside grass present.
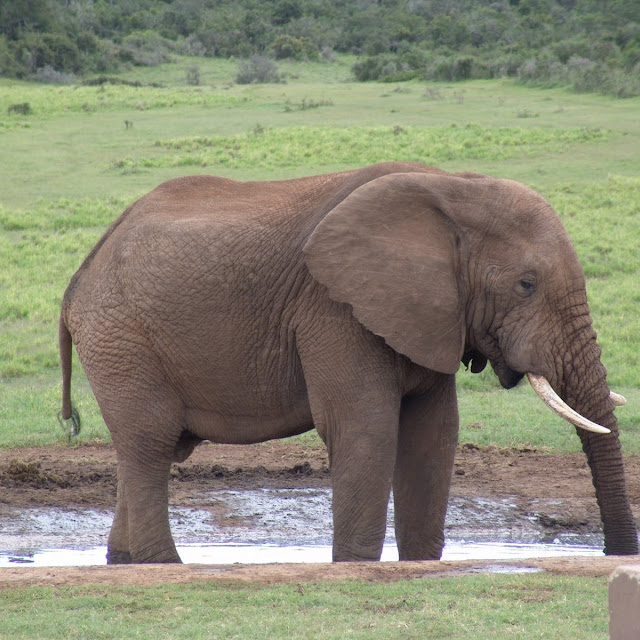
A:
[1,61,639,451]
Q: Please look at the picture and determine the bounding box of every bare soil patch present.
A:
[1,441,639,587]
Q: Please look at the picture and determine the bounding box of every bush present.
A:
[7,103,31,115]
[320,47,337,62]
[352,54,409,81]
[185,65,200,86]
[8,31,82,76]
[118,30,173,67]
[33,64,75,84]
[270,34,318,60]
[425,55,475,81]
[485,52,526,78]
[235,56,284,84]
[175,34,208,57]
[518,53,640,98]
[571,62,640,98]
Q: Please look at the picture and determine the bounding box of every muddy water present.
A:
[0,489,603,567]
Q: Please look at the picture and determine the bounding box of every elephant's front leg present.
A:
[298,320,403,561]
[308,385,401,562]
[393,375,459,560]
[329,415,400,561]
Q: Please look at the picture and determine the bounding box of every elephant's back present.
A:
[63,163,446,321]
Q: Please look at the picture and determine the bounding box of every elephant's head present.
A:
[304,171,638,555]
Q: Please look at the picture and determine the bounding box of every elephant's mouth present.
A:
[495,364,524,390]
[462,349,523,389]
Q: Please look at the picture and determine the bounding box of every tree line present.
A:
[1,0,639,96]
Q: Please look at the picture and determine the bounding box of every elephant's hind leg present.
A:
[107,466,132,564]
[115,455,180,564]
[91,374,186,564]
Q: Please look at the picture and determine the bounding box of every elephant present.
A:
[59,161,638,564]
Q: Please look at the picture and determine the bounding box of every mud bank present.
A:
[1,441,638,570]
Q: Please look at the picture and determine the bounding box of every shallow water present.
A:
[0,541,602,568]
[0,488,603,568]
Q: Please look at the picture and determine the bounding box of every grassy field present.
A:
[1,54,637,639]
[1,56,638,451]
[0,573,610,640]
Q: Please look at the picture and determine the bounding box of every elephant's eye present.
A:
[517,279,536,296]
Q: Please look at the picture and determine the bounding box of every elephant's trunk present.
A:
[579,425,639,555]
[562,345,638,555]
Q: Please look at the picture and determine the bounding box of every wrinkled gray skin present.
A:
[60,162,638,563]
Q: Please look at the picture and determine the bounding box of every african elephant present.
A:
[59,162,638,563]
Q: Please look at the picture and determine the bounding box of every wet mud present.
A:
[1,441,639,579]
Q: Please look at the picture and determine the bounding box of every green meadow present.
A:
[0,574,610,640]
[1,57,639,450]
[1,56,639,638]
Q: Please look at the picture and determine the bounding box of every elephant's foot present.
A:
[131,546,182,564]
[332,544,383,562]
[107,546,182,564]
[106,549,132,565]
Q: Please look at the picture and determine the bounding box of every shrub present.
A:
[33,64,75,84]
[175,34,208,57]
[352,54,402,81]
[270,34,318,61]
[186,65,201,86]
[320,47,337,62]
[8,31,82,76]
[118,30,173,67]
[425,56,475,81]
[83,76,144,87]
[518,53,640,98]
[235,56,284,84]
[7,103,31,115]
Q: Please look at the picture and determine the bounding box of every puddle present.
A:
[0,541,601,568]
[0,489,604,568]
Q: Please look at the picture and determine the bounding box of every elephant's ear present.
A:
[304,172,466,374]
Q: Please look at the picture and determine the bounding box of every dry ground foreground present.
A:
[1,441,639,588]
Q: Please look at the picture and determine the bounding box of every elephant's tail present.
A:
[58,313,81,436]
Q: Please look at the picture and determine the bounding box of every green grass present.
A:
[0,574,609,640]
[0,82,242,119]
[1,59,639,452]
[456,383,640,454]
[0,57,636,640]
[113,124,609,172]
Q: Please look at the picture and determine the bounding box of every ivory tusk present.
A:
[610,391,627,407]
[527,373,611,435]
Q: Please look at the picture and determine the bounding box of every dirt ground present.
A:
[1,441,639,587]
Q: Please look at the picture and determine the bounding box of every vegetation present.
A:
[0,574,610,639]
[0,57,637,640]
[1,0,640,96]
[0,66,639,450]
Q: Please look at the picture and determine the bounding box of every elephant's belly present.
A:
[184,400,314,445]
